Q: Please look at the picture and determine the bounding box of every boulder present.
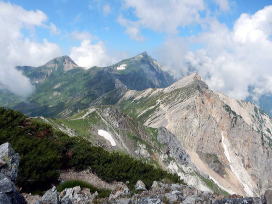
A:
[265,190,272,204]
[39,186,59,204]
[0,142,20,182]
[59,186,98,204]
[151,181,161,190]
[0,173,26,204]
[109,185,130,200]
[214,197,263,204]
[135,180,147,191]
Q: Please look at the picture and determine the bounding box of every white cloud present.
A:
[48,23,60,35]
[118,16,144,41]
[102,4,111,16]
[119,0,205,39]
[175,6,272,99]
[70,40,116,68]
[0,2,61,97]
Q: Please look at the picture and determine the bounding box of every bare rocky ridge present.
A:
[119,73,272,197]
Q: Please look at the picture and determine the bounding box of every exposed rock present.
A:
[22,193,41,204]
[120,73,272,196]
[265,190,272,204]
[109,185,130,200]
[0,173,26,204]
[0,142,20,182]
[59,186,97,204]
[0,143,26,204]
[214,197,264,204]
[36,186,98,204]
[135,180,147,191]
[151,181,161,190]
[39,186,59,204]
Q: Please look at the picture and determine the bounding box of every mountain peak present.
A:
[164,73,207,92]
[44,55,78,71]
[131,51,151,61]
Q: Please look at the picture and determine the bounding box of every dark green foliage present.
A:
[56,180,111,198]
[0,107,180,192]
[223,104,242,127]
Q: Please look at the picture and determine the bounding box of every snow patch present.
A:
[116,64,127,70]
[221,132,257,196]
[98,129,116,146]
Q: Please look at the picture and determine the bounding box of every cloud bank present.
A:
[119,0,205,40]
[121,0,272,100]
[185,6,272,99]
[0,2,61,97]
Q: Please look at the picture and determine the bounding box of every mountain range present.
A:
[9,52,174,117]
[0,53,272,198]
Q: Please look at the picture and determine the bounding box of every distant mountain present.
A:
[116,73,272,196]
[10,52,175,117]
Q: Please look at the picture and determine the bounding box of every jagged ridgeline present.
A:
[0,107,180,192]
[7,52,174,117]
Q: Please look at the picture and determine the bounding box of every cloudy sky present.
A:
[1,0,272,99]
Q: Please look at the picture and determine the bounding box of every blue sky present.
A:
[7,0,272,55]
[1,0,272,99]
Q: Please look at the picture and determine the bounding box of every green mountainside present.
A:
[11,52,174,117]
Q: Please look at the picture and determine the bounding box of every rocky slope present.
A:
[42,105,226,195]
[118,73,272,197]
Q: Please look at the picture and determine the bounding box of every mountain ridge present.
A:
[118,73,272,196]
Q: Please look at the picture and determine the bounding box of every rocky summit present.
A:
[119,73,272,197]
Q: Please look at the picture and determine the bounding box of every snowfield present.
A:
[116,64,127,70]
[98,129,116,146]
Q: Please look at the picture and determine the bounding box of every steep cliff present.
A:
[119,73,272,196]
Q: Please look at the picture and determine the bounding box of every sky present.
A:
[1,0,272,100]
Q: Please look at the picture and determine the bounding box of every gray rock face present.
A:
[265,190,272,204]
[59,186,98,204]
[157,127,190,165]
[37,185,98,204]
[106,182,217,204]
[39,186,59,204]
[109,184,130,200]
[0,143,26,204]
[214,197,263,204]
[135,180,147,191]
[0,142,20,182]
[0,173,26,204]
[120,73,272,196]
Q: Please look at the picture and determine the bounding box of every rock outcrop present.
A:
[0,142,20,182]
[135,180,147,191]
[36,186,98,204]
[265,190,272,204]
[0,142,26,204]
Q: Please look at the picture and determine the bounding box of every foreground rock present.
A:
[0,143,26,204]
[36,186,98,204]
[135,180,146,191]
[0,142,20,182]
[96,181,268,204]
[265,190,272,204]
